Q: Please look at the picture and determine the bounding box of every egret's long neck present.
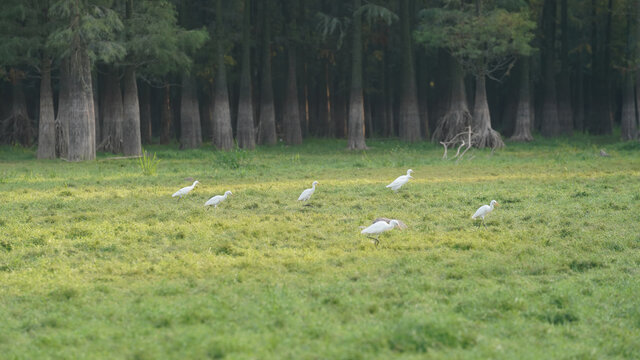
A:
[312,183,316,190]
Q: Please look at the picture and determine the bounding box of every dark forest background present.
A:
[0,0,638,160]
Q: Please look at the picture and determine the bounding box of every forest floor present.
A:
[1,135,639,359]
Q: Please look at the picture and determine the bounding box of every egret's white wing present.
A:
[472,205,490,219]
[172,186,189,197]
[205,195,224,206]
[298,188,313,201]
[386,175,408,189]
[361,221,389,235]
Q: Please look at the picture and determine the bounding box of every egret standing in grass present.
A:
[205,191,232,209]
[172,180,199,200]
[361,219,400,247]
[386,169,413,192]
[472,200,499,226]
[298,181,318,203]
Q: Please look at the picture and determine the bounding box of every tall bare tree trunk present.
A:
[347,0,367,149]
[37,57,56,159]
[139,82,152,144]
[511,57,534,141]
[621,74,637,140]
[212,0,234,150]
[541,0,560,137]
[432,61,470,142]
[1,73,32,146]
[56,58,70,158]
[67,45,96,161]
[472,76,504,148]
[236,0,255,149]
[399,0,422,142]
[283,48,303,145]
[557,0,573,135]
[180,75,202,149]
[99,68,123,153]
[160,84,172,144]
[122,67,142,155]
[257,0,276,145]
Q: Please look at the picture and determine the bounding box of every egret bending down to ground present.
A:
[205,191,232,209]
[386,169,413,192]
[361,219,400,247]
[472,200,499,226]
[298,181,318,202]
[172,180,199,200]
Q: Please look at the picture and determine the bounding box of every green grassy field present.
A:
[1,136,639,359]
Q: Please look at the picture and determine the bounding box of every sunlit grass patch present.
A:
[0,138,639,358]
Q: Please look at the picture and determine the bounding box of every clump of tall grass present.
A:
[138,149,160,176]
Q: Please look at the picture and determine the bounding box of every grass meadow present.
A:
[1,136,639,359]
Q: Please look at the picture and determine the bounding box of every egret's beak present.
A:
[495,202,500,207]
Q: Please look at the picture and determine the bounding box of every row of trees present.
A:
[0,0,638,161]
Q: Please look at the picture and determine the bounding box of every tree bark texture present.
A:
[55,58,70,158]
[399,0,422,142]
[511,57,534,141]
[347,0,367,150]
[100,68,124,153]
[37,58,56,159]
[67,47,96,161]
[122,67,142,155]
[472,76,504,148]
[236,0,256,149]
[2,75,33,146]
[283,48,303,145]
[258,0,277,145]
[212,0,234,150]
[160,84,172,144]
[432,61,470,143]
[541,0,560,137]
[139,82,152,144]
[179,75,202,149]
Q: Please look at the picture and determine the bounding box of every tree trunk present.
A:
[236,0,255,149]
[432,61,470,142]
[324,62,334,138]
[347,0,367,150]
[511,57,534,141]
[179,75,202,149]
[122,67,142,155]
[621,74,637,140]
[55,58,70,158]
[160,84,173,144]
[37,58,56,159]
[1,74,33,146]
[67,46,96,161]
[541,0,560,137]
[557,0,573,135]
[472,76,504,148]
[99,68,124,153]
[257,0,276,145]
[212,0,234,150]
[283,48,303,145]
[399,0,422,142]
[139,81,152,144]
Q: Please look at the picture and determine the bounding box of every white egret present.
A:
[372,217,408,230]
[472,200,499,226]
[298,181,318,202]
[172,180,199,200]
[386,169,413,192]
[361,219,400,247]
[205,191,232,209]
